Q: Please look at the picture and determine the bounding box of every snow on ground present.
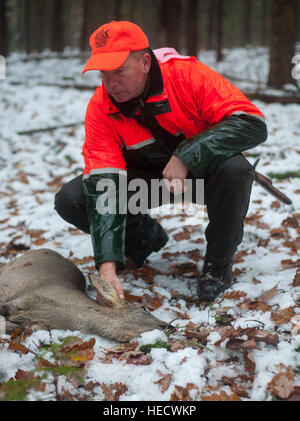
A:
[0,47,299,401]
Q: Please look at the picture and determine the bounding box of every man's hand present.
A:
[98,261,124,302]
[162,155,189,195]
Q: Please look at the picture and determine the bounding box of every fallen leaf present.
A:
[185,328,211,345]
[32,238,47,246]
[102,382,128,401]
[123,292,143,303]
[8,342,29,355]
[281,216,299,228]
[259,285,278,303]
[222,290,247,300]
[84,381,100,391]
[154,370,172,393]
[169,340,187,352]
[271,201,280,209]
[293,270,300,287]
[271,307,294,325]
[61,337,96,365]
[170,383,197,401]
[281,259,300,269]
[267,367,294,399]
[244,351,256,375]
[173,227,191,241]
[286,386,300,401]
[270,228,288,239]
[201,389,241,401]
[141,294,163,311]
[226,339,257,350]
[14,369,46,392]
[291,315,300,335]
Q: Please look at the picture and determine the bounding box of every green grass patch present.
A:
[267,170,300,180]
[139,341,171,353]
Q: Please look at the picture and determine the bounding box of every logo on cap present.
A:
[95,29,110,48]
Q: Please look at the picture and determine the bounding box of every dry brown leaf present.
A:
[185,328,211,345]
[60,387,75,401]
[69,256,94,265]
[173,227,191,241]
[84,381,100,391]
[282,216,299,228]
[60,337,96,365]
[226,339,257,350]
[283,239,300,255]
[168,261,199,277]
[8,341,29,355]
[271,307,294,325]
[61,337,96,353]
[170,383,197,401]
[170,340,187,352]
[244,351,256,375]
[35,358,55,368]
[267,367,294,399]
[154,370,172,393]
[123,291,143,303]
[132,266,156,284]
[293,269,300,287]
[291,315,300,335]
[270,228,289,239]
[247,329,279,346]
[32,238,47,246]
[141,294,163,311]
[271,201,280,209]
[286,386,300,401]
[102,382,128,401]
[127,353,152,365]
[14,369,46,392]
[222,290,247,300]
[240,299,272,313]
[27,229,46,238]
[281,258,300,269]
[259,285,278,303]
[201,389,241,401]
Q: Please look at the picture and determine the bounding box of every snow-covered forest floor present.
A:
[0,46,299,401]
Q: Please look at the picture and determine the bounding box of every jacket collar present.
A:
[108,49,164,118]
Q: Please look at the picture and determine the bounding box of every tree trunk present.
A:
[243,0,253,45]
[207,0,215,50]
[260,0,270,46]
[51,0,64,52]
[115,0,123,20]
[24,0,31,54]
[159,0,183,51]
[268,0,297,88]
[0,0,8,56]
[185,0,198,57]
[30,0,46,53]
[81,0,93,52]
[81,0,109,52]
[216,0,224,62]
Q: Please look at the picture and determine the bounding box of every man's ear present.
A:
[143,53,151,74]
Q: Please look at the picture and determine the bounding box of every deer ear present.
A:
[88,274,123,308]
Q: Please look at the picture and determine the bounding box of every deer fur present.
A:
[0,249,166,342]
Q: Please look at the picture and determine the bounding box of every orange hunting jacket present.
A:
[81,48,267,270]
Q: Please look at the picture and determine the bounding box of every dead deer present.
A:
[0,248,166,342]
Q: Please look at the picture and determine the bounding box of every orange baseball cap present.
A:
[82,21,149,73]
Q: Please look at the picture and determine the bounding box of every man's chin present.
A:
[111,93,130,103]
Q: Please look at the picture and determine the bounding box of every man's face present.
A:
[100,52,151,103]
